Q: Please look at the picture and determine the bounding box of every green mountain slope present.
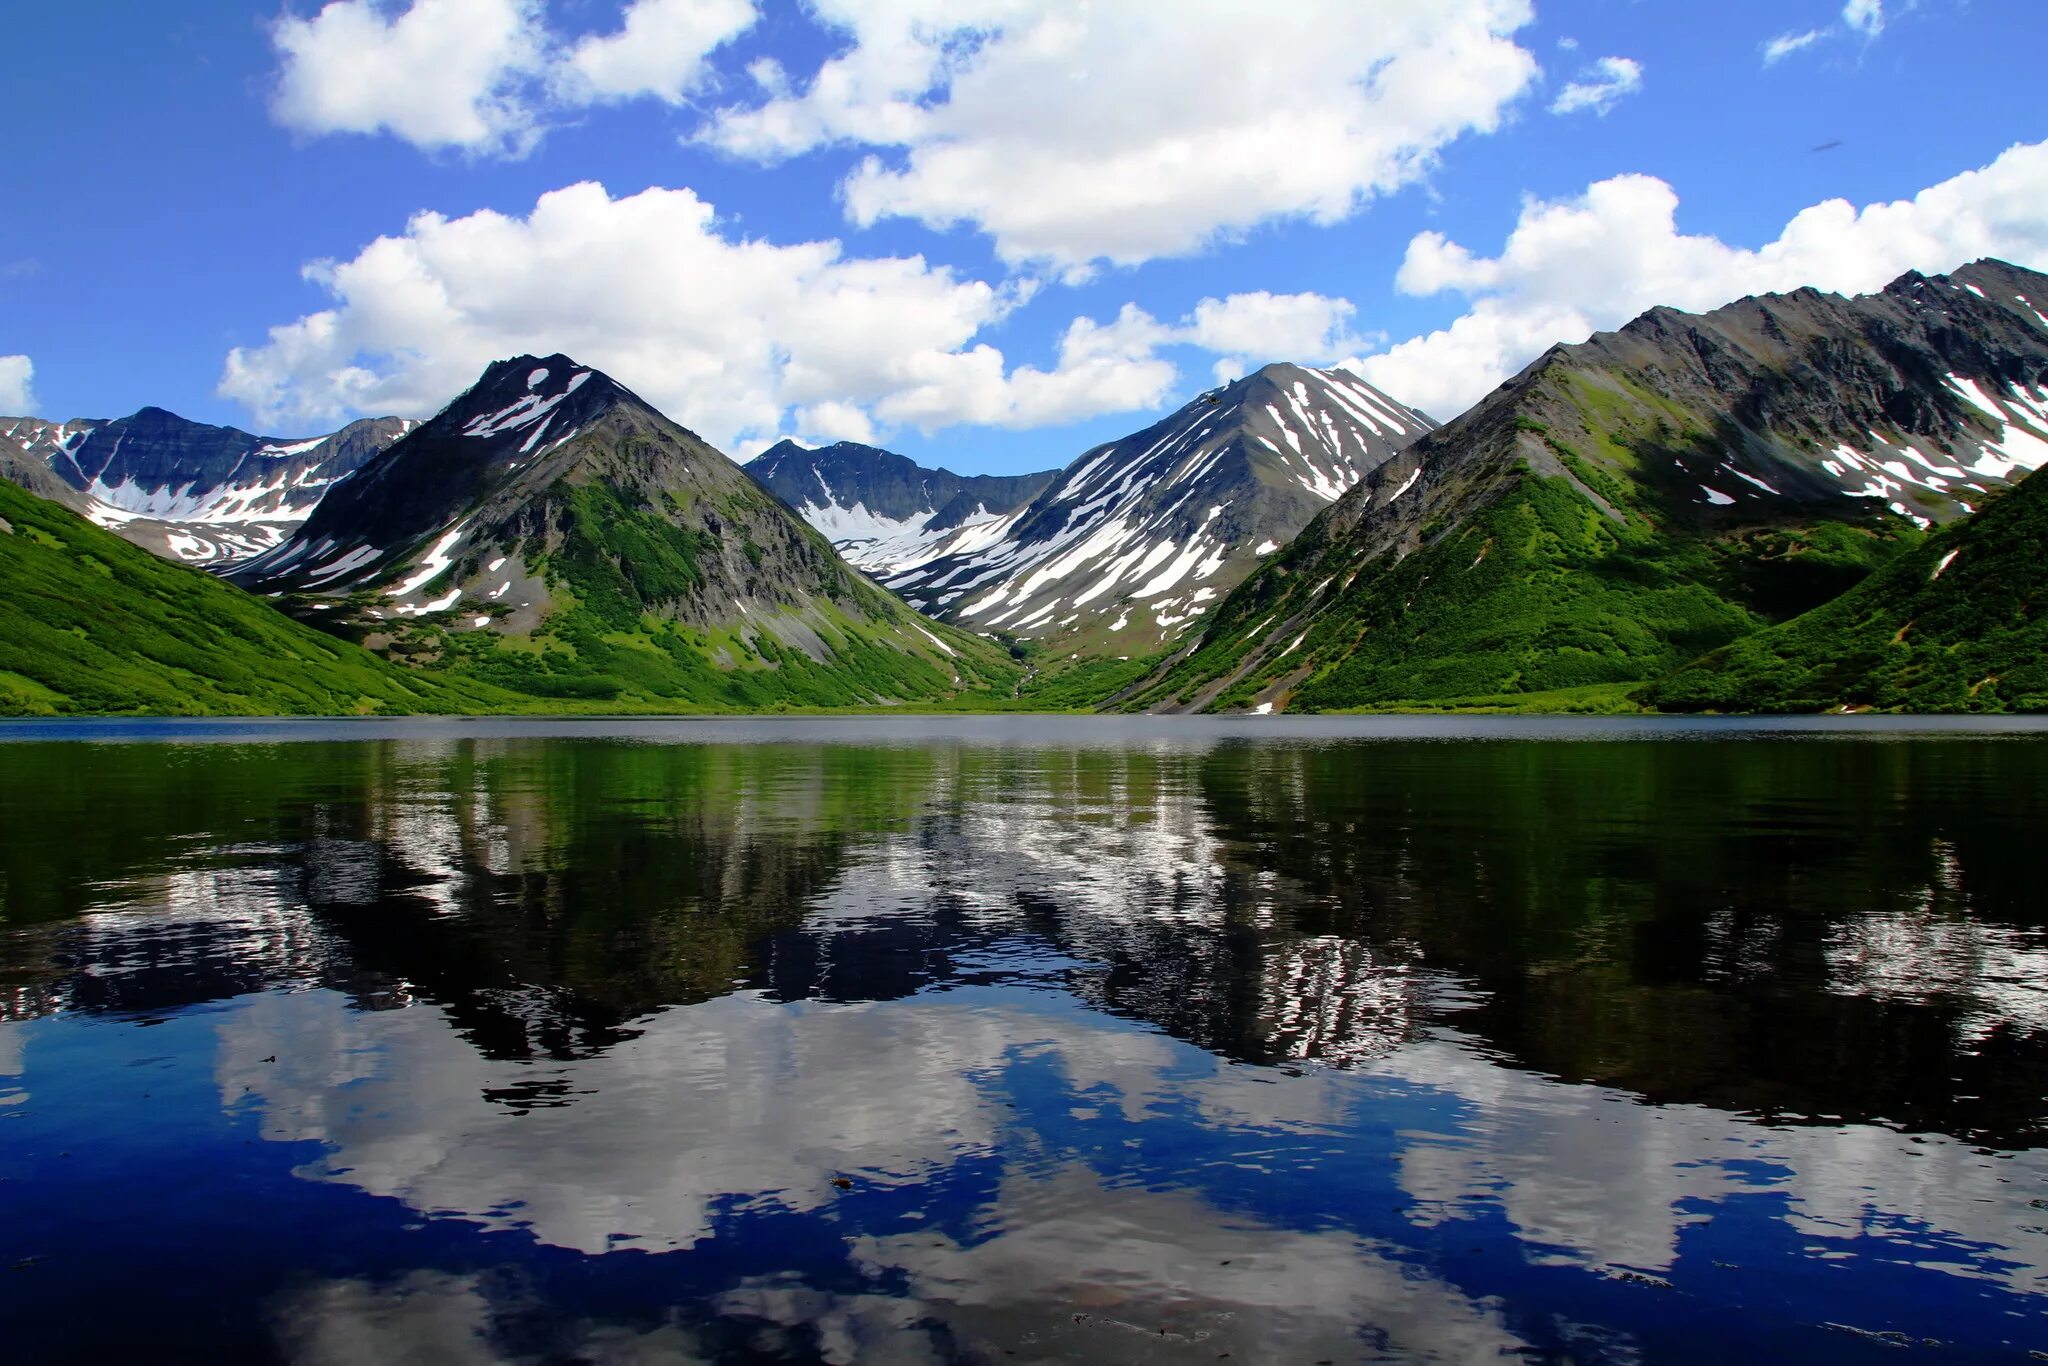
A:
[1645,471,2048,712]
[0,479,512,716]
[235,355,1019,710]
[1123,260,2048,713]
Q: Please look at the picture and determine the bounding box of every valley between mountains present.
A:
[4,260,2047,717]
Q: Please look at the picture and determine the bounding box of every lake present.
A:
[1,716,2045,1363]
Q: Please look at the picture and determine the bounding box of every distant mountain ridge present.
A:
[232,354,1012,708]
[746,439,1056,574]
[881,362,1437,652]
[0,408,413,565]
[1124,258,2048,713]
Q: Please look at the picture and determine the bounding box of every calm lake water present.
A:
[2,716,2045,1364]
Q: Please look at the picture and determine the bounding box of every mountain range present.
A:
[1,408,412,565]
[1122,259,2048,713]
[881,363,1436,654]
[3,259,2046,717]
[745,439,1056,575]
[228,354,1012,708]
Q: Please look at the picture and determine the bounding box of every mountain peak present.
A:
[478,351,590,379]
[0,405,403,567]
[753,437,810,463]
[229,352,1005,705]
[884,361,1436,648]
[1125,254,2048,714]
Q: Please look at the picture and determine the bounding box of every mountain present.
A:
[745,439,1056,575]
[880,363,1437,654]
[1124,259,2048,713]
[231,354,1015,707]
[0,476,510,716]
[1644,467,2048,712]
[0,408,412,565]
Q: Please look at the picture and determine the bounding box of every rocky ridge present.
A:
[745,439,1056,575]
[1125,259,2048,712]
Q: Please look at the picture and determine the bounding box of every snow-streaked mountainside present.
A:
[0,409,412,565]
[745,439,1055,574]
[882,363,1436,651]
[230,355,1008,706]
[1125,258,2048,714]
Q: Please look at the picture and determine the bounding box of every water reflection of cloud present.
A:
[273,1270,504,1366]
[1383,1038,2048,1289]
[240,994,1533,1363]
[218,973,2048,1348]
[849,1167,1529,1362]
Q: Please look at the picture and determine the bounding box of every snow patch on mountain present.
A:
[888,363,1435,647]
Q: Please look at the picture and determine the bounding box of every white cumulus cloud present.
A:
[270,0,757,155]
[218,182,1189,451]
[1549,56,1643,117]
[872,304,1179,434]
[271,0,552,156]
[1181,292,1365,364]
[1350,140,2048,422]
[703,0,1542,275]
[558,0,755,105]
[0,355,35,413]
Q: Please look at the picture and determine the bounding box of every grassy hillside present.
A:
[1122,368,1915,713]
[0,479,513,716]
[1120,264,2048,714]
[284,474,1022,711]
[1645,472,2048,712]
[236,360,1023,712]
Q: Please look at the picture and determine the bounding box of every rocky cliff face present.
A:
[880,363,1436,654]
[1125,259,2048,713]
[745,439,1056,574]
[233,355,1011,707]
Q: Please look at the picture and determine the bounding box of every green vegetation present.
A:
[937,648,1163,712]
[545,481,717,629]
[1288,476,1754,708]
[1337,683,1646,714]
[0,475,1028,717]
[1645,473,2048,712]
[0,479,511,716]
[1123,362,1921,714]
[290,476,1024,712]
[413,598,1009,710]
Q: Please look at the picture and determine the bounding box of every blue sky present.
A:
[2,0,2045,476]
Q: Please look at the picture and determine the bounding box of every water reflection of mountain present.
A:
[2,734,2045,1142]
[0,742,891,1061]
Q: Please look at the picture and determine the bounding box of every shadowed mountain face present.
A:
[230,355,1013,707]
[745,439,1056,575]
[1127,259,2048,713]
[0,409,411,566]
[877,363,1436,654]
[1647,444,2048,711]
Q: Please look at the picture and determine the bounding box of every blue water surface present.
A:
[1,718,2044,1363]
